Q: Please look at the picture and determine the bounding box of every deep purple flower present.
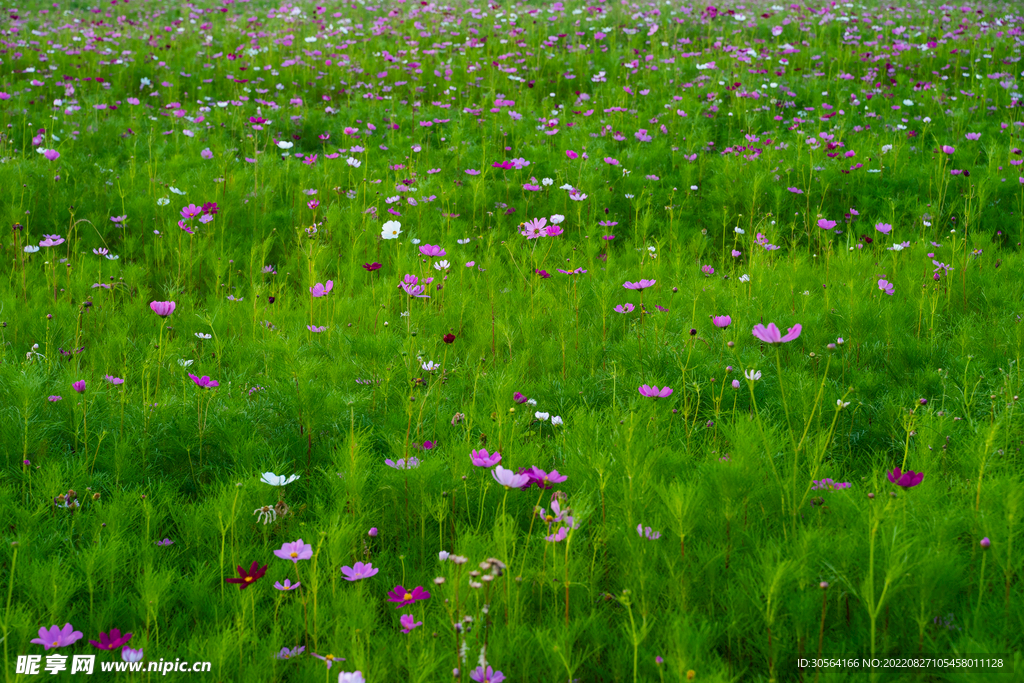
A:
[363,262,382,272]
[513,392,529,404]
[387,585,430,607]
[188,373,219,388]
[887,467,924,488]
[89,628,132,651]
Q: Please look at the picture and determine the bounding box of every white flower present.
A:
[157,197,170,206]
[304,35,317,43]
[195,332,212,339]
[177,359,194,367]
[559,183,574,190]
[690,185,698,190]
[902,99,914,106]
[739,274,750,283]
[439,551,450,561]
[169,186,186,195]
[381,221,402,239]
[457,238,471,245]
[734,227,745,234]
[261,472,300,487]
[433,260,450,270]
[276,140,294,149]
[527,398,537,406]
[410,238,420,245]
[744,369,762,381]
[254,506,277,525]
[346,156,361,167]
[837,399,850,408]
[535,411,550,421]
[24,245,39,253]
[422,360,440,372]
[881,144,893,154]
[541,177,554,186]
[551,416,563,426]
[549,214,565,224]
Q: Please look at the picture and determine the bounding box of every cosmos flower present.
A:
[387,585,430,607]
[751,323,802,344]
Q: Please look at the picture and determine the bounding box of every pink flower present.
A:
[309,281,334,297]
[400,614,423,633]
[43,149,61,161]
[623,279,656,290]
[941,145,955,154]
[875,223,892,235]
[751,322,802,344]
[817,219,837,230]
[341,562,379,581]
[180,204,202,220]
[711,315,731,328]
[471,449,501,467]
[31,624,83,650]
[878,279,895,295]
[273,539,313,563]
[419,244,446,257]
[638,385,673,398]
[603,157,619,165]
[72,381,86,394]
[150,301,176,317]
[566,150,578,159]
[492,465,530,488]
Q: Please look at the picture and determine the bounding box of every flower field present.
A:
[1,0,1023,681]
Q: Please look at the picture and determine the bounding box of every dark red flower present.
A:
[443,333,455,344]
[225,561,268,590]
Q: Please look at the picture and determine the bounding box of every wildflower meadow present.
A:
[2,0,1024,681]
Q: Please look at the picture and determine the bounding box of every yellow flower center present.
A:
[290,552,298,558]
[325,655,334,661]
[545,515,554,523]
[403,592,413,601]
[52,641,59,647]
[244,576,253,582]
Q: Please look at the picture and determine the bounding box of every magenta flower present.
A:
[492,465,531,488]
[604,157,620,165]
[566,150,578,159]
[274,539,313,563]
[878,279,895,296]
[614,303,635,314]
[941,145,955,154]
[638,385,673,398]
[623,279,656,290]
[72,380,86,394]
[180,204,203,220]
[817,219,837,230]
[341,562,380,582]
[711,315,731,328]
[32,624,83,650]
[150,301,176,317]
[89,628,132,651]
[521,467,568,490]
[400,614,423,633]
[387,585,430,607]
[363,262,382,272]
[887,468,924,488]
[43,149,61,161]
[470,666,505,683]
[545,225,564,237]
[188,373,219,388]
[309,281,334,297]
[513,392,529,404]
[751,322,802,344]
[471,449,502,467]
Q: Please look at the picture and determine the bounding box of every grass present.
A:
[1,0,1023,681]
